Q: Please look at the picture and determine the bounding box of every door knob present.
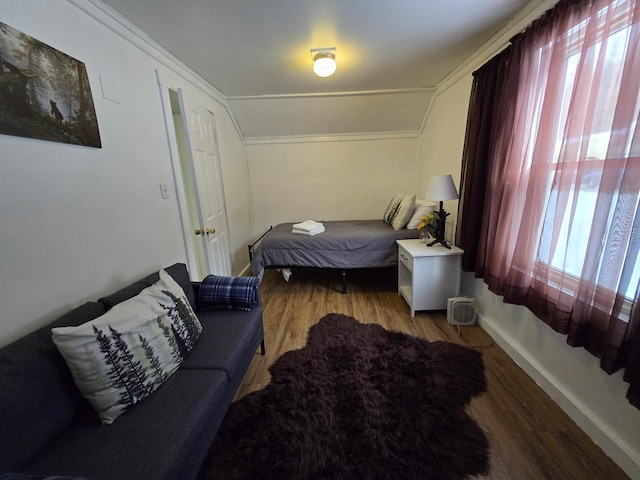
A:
[195,229,204,235]
[205,228,216,235]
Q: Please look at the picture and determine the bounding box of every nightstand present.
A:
[396,239,463,316]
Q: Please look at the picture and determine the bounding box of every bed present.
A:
[249,220,420,292]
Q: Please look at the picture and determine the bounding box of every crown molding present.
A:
[435,0,560,94]
[244,131,419,145]
[67,1,228,106]
[418,0,560,137]
[228,87,435,102]
[66,0,249,138]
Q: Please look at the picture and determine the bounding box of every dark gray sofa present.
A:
[0,263,264,480]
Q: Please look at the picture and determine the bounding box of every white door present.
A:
[177,89,232,276]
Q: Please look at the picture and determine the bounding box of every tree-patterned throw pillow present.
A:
[157,270,202,356]
[52,270,202,424]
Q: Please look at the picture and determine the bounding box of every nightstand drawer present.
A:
[398,245,413,271]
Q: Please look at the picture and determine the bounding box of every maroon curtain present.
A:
[457,0,640,408]
[456,48,512,272]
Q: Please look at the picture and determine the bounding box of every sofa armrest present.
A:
[191,281,265,355]
[190,281,262,313]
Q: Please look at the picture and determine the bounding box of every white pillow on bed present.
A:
[406,201,437,229]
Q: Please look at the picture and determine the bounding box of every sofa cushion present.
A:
[22,369,229,480]
[0,302,105,471]
[181,305,264,381]
[51,271,201,424]
[198,274,260,311]
[98,263,196,311]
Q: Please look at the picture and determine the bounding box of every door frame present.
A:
[176,87,232,277]
[156,71,204,280]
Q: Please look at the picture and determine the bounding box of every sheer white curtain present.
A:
[458,0,640,407]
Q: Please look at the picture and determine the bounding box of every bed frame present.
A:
[248,220,420,293]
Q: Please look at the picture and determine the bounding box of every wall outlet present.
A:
[159,183,169,199]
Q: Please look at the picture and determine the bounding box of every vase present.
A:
[419,230,429,244]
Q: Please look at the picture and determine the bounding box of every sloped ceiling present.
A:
[100,0,533,138]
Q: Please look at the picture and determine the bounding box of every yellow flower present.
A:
[417,213,436,230]
[418,213,436,230]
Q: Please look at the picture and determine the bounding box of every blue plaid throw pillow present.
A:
[198,275,260,311]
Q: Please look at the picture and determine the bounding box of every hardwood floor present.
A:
[236,267,629,479]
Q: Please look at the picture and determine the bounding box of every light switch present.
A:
[159,183,170,199]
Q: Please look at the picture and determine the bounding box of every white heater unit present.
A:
[447,297,478,326]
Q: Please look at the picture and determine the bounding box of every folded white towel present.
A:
[292,225,325,236]
[292,220,324,232]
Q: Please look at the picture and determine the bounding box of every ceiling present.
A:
[100,0,533,138]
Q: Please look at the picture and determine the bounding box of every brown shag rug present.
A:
[198,313,489,480]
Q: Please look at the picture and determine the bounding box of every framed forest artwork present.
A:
[0,21,101,148]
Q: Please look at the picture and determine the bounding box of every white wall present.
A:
[415,1,640,476]
[416,78,473,243]
[246,134,420,237]
[0,1,252,346]
[215,112,254,274]
[228,91,434,138]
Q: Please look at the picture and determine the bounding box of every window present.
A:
[536,8,640,311]
[458,0,640,407]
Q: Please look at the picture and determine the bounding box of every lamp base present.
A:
[427,237,452,249]
[426,201,452,249]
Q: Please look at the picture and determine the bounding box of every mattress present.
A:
[250,220,420,278]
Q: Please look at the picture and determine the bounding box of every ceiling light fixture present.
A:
[311,47,336,77]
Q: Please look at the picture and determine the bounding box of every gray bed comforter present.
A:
[251,220,420,278]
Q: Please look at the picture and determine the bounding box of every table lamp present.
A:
[425,174,459,248]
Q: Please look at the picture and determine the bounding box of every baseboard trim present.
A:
[478,313,640,479]
[238,263,252,277]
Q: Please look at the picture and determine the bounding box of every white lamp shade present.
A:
[313,54,337,77]
[426,174,459,201]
